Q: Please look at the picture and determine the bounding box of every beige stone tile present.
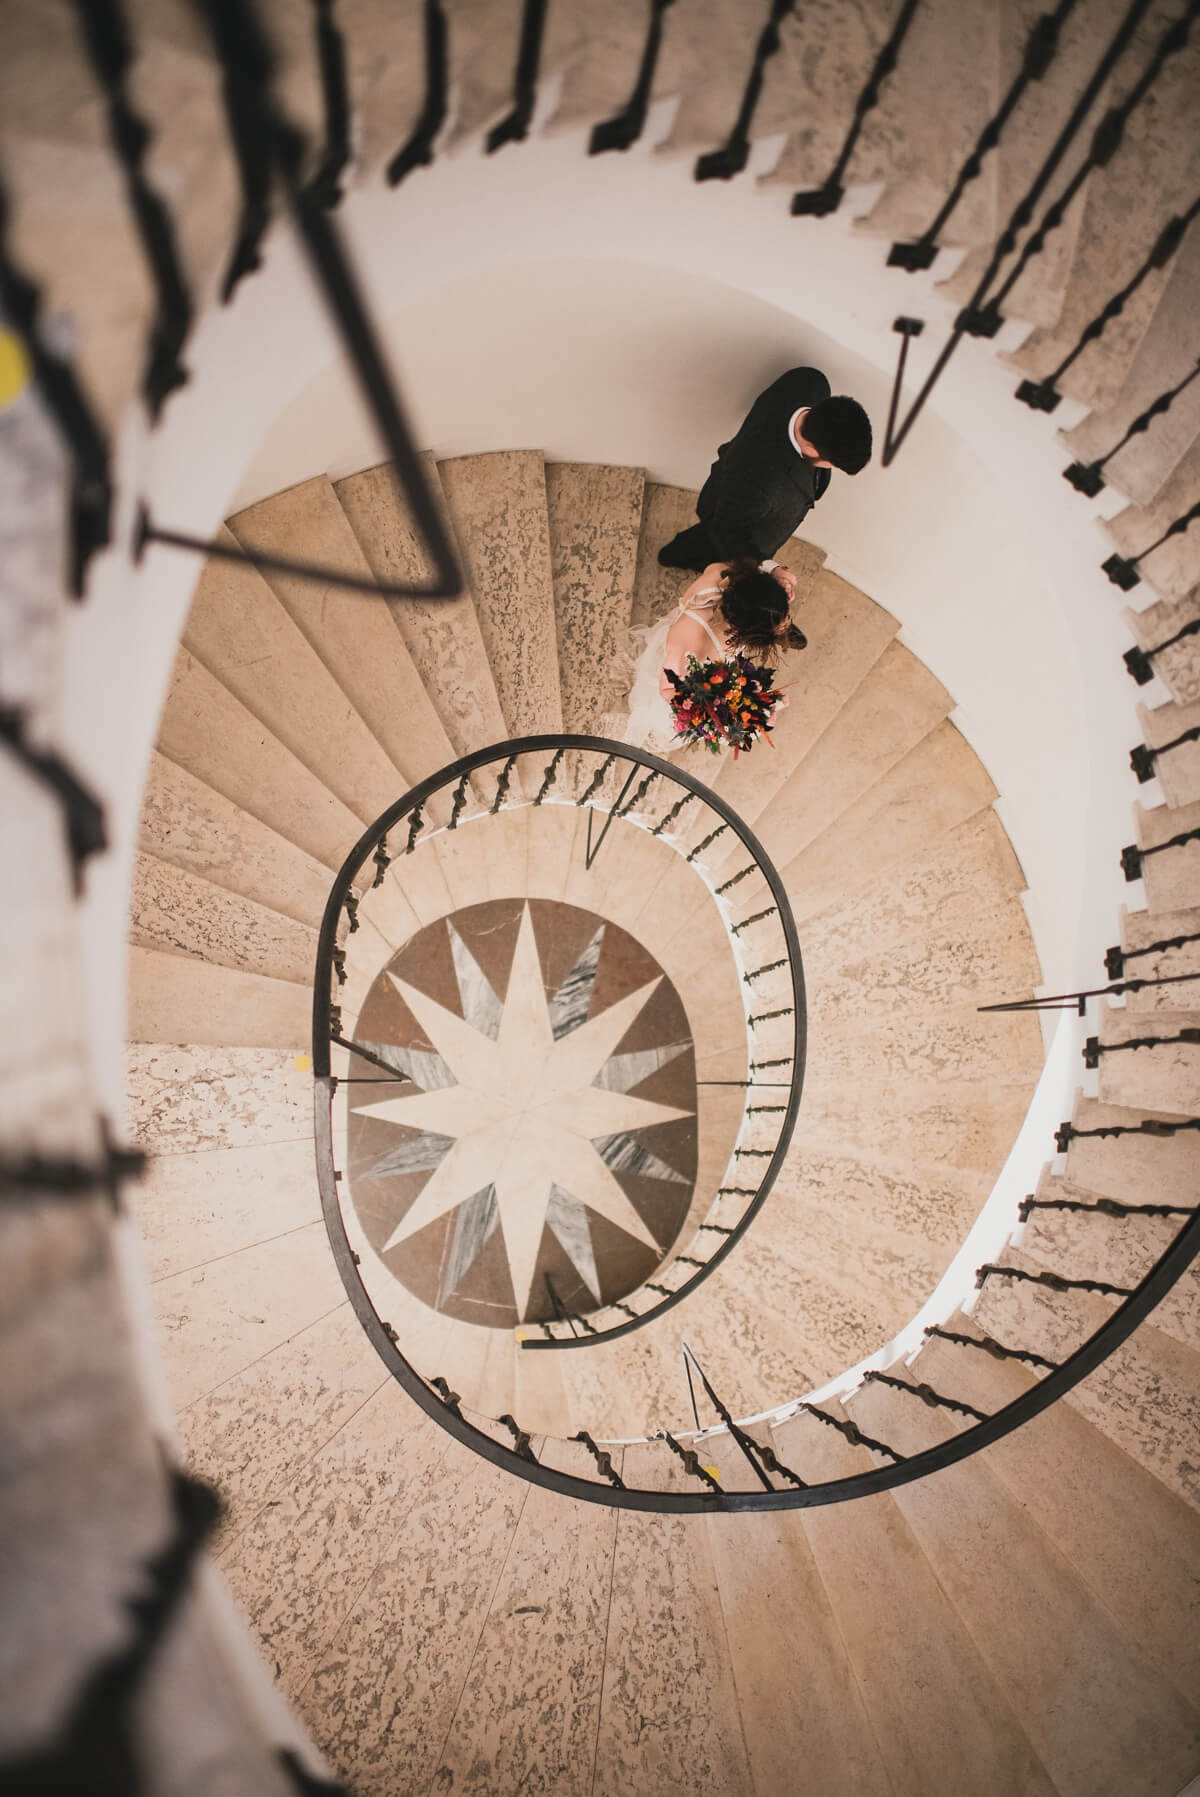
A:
[629,482,702,627]
[814,997,1044,1088]
[770,1140,989,1248]
[294,1438,527,1794]
[129,1136,321,1283]
[796,1411,1058,1797]
[139,751,334,929]
[799,1073,1030,1178]
[129,944,310,1049]
[130,849,317,985]
[157,648,363,871]
[335,457,509,760]
[547,461,645,732]
[1135,795,1200,910]
[593,1488,753,1795]
[525,801,584,902]
[782,720,998,922]
[430,1474,618,1797]
[1096,1003,1200,1114]
[152,1218,345,1412]
[1064,1095,1200,1211]
[228,474,459,787]
[428,813,494,911]
[849,1376,1200,1797]
[126,1043,313,1153]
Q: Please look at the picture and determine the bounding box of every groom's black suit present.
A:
[660,367,833,570]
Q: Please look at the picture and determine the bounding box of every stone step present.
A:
[1059,217,1200,508]
[698,567,896,842]
[1135,795,1200,911]
[546,460,645,733]
[334,457,509,764]
[338,0,427,182]
[436,450,562,738]
[701,1434,895,1797]
[128,943,310,1049]
[1004,27,1200,412]
[1128,590,1200,708]
[1120,901,1200,1011]
[1063,1094,1200,1210]
[139,751,334,930]
[130,849,317,985]
[539,0,655,137]
[1095,1002,1200,1113]
[126,1042,314,1154]
[852,0,999,249]
[780,718,999,921]
[770,1141,998,1261]
[904,1325,1200,1710]
[1138,695,1200,809]
[227,474,459,798]
[970,1245,1200,1509]
[844,1372,1200,1797]
[1019,1168,1199,1355]
[937,0,1126,331]
[1103,435,1200,606]
[801,1071,1032,1182]
[648,0,782,163]
[775,1404,1058,1797]
[628,481,704,628]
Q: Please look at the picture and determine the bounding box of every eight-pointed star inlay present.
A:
[355,906,694,1315]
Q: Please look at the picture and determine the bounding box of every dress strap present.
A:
[678,590,727,658]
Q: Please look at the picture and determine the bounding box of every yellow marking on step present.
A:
[294,1052,313,1071]
[0,329,31,409]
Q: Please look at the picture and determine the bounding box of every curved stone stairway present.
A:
[3,1,1200,1793]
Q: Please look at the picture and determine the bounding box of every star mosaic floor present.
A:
[343,899,699,1327]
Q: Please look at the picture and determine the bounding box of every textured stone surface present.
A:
[1105,436,1200,605]
[126,1043,313,1153]
[1121,900,1200,1010]
[546,460,644,732]
[1137,695,1200,810]
[334,458,509,762]
[128,1135,322,1284]
[129,944,310,1049]
[1135,794,1200,911]
[758,0,904,192]
[1129,591,1200,709]
[337,0,427,179]
[228,474,458,792]
[130,850,317,985]
[1096,1002,1200,1114]
[157,648,364,871]
[438,451,561,739]
[848,1375,1200,1797]
[629,481,703,628]
[1064,1095,1200,1211]
[139,751,334,929]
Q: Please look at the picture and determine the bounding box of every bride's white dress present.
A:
[620,588,726,753]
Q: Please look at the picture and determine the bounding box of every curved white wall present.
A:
[66,114,1154,1120]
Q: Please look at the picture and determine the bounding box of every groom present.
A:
[658,366,872,571]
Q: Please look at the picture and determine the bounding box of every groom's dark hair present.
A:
[804,396,872,474]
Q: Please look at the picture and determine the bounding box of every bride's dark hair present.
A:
[718,559,807,660]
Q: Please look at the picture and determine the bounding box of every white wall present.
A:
[65,112,1156,1120]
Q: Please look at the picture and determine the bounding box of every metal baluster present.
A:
[490,753,519,813]
[651,790,698,835]
[1121,821,1200,879]
[498,1413,538,1462]
[923,1324,1059,1372]
[1085,1026,1200,1067]
[1106,928,1200,978]
[1018,1193,1194,1222]
[571,1431,626,1489]
[405,801,425,854]
[1065,356,1200,497]
[731,905,777,933]
[1104,496,1200,590]
[655,1430,723,1493]
[372,839,390,888]
[447,770,470,829]
[533,748,566,805]
[795,1402,903,1462]
[861,1369,989,1423]
[1056,1115,1200,1149]
[304,0,352,207]
[486,0,549,153]
[975,1263,1135,1299]
[694,0,795,182]
[386,0,448,184]
[687,824,728,862]
[1131,724,1200,783]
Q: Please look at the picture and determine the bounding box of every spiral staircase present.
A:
[3,2,1200,1794]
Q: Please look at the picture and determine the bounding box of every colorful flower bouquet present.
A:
[663,654,786,756]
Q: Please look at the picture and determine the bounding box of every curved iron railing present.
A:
[312,735,807,1346]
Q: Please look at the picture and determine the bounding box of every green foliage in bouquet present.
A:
[663,654,786,756]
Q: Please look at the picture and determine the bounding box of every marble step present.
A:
[695,567,897,844]
[1095,1002,1200,1114]
[801,1071,1032,1184]
[1134,796,1200,912]
[334,457,510,769]
[1059,218,1200,508]
[1138,695,1200,809]
[126,1041,315,1157]
[436,450,562,739]
[1004,22,1200,412]
[628,481,705,628]
[851,0,999,250]
[844,1373,1200,1797]
[1019,1168,1199,1354]
[740,641,955,880]
[770,1406,1058,1797]
[701,1434,895,1797]
[545,460,644,733]
[183,525,407,826]
[157,647,365,873]
[757,0,912,195]
[1103,435,1200,605]
[130,849,317,986]
[1128,591,1200,709]
[970,1244,1200,1509]
[128,943,310,1049]
[590,1442,753,1797]
[139,751,335,931]
[903,1325,1200,1711]
[770,1140,1001,1263]
[1119,901,1200,1011]
[936,0,1125,329]
[1063,1094,1200,1211]
[780,718,999,921]
[227,475,459,798]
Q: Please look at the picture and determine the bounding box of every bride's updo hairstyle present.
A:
[719,559,808,660]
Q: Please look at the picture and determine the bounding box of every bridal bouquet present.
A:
[663,654,786,756]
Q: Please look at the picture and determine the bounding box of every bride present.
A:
[622,558,806,753]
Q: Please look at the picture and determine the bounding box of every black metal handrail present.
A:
[311,736,807,1348]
